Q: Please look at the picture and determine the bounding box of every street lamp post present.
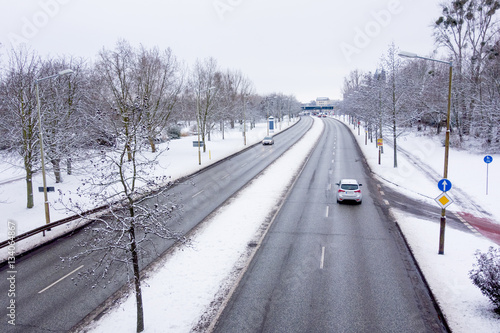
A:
[196,96,202,165]
[35,69,74,228]
[399,51,452,255]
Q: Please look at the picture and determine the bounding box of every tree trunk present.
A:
[128,206,144,332]
[67,158,72,175]
[52,159,62,183]
[25,168,34,209]
[148,137,156,153]
[126,143,133,162]
[392,86,397,168]
[204,130,210,152]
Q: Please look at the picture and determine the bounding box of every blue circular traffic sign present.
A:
[437,178,452,192]
[484,155,493,164]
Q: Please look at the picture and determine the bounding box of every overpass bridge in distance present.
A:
[301,105,333,110]
[301,105,334,110]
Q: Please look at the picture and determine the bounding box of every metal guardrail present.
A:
[0,204,109,249]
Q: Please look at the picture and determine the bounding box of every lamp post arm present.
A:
[35,69,74,84]
[415,55,452,66]
[35,74,59,84]
[398,52,452,66]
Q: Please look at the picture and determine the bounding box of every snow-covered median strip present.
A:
[86,117,323,333]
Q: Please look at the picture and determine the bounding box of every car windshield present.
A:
[341,184,358,190]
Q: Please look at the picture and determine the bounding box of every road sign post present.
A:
[484,155,493,195]
[377,139,383,165]
[436,179,453,255]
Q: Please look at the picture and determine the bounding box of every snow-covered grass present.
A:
[1,115,499,332]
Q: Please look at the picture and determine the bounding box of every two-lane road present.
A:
[0,117,313,333]
[213,118,448,332]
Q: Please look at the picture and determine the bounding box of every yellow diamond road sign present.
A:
[435,192,453,209]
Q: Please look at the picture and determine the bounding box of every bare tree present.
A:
[134,46,183,152]
[341,44,423,167]
[65,40,183,332]
[382,42,416,168]
[217,69,254,139]
[190,57,220,152]
[340,69,366,126]
[64,152,181,333]
[465,0,500,138]
[481,38,500,149]
[217,69,242,137]
[408,57,450,135]
[238,75,255,144]
[37,56,87,182]
[95,40,137,162]
[434,0,500,140]
[341,69,364,97]
[0,46,40,208]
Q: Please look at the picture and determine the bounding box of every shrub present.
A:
[167,126,181,140]
[469,246,500,314]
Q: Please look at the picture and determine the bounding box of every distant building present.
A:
[301,97,339,112]
[316,97,331,106]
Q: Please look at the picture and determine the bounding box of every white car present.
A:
[336,179,362,204]
[262,136,274,145]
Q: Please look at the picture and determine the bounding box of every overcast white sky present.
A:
[1,0,442,102]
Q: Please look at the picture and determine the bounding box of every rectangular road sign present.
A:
[192,141,204,147]
[38,187,55,192]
